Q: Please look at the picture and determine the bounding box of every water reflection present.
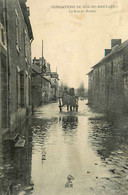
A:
[59,116,78,145]
[88,116,128,194]
[60,116,78,130]
[3,100,128,194]
[88,117,128,159]
[88,117,115,159]
[32,117,58,163]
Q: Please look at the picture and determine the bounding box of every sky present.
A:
[27,0,128,88]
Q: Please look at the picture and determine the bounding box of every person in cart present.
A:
[69,88,75,96]
[69,88,76,111]
[62,87,70,111]
[59,87,78,112]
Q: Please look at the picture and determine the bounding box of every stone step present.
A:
[15,138,25,148]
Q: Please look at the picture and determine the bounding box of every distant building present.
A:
[33,56,46,73]
[32,56,59,105]
[31,60,51,108]
[44,66,59,101]
[50,72,59,101]
[87,39,128,115]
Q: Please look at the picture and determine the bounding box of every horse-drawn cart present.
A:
[58,94,79,112]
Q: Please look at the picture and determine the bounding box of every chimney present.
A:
[111,39,121,48]
[47,63,51,72]
[42,40,44,66]
[27,7,30,16]
[104,49,111,56]
[33,57,36,64]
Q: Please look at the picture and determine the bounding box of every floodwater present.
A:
[1,100,128,195]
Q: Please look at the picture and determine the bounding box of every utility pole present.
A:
[42,40,43,66]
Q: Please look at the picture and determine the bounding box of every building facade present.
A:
[50,72,59,101]
[88,39,128,115]
[31,60,51,109]
[32,56,59,107]
[0,1,8,182]
[7,0,33,132]
[0,0,33,138]
[0,0,8,137]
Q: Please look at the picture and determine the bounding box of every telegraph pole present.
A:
[42,40,43,66]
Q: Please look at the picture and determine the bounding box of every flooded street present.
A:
[1,100,128,194]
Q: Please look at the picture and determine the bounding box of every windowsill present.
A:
[17,107,26,111]
[2,41,5,45]
[0,42,7,50]
[16,44,20,53]
[25,57,28,63]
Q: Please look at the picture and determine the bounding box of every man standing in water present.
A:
[69,88,76,111]
[62,87,70,111]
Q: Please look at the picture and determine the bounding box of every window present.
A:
[0,23,7,48]
[15,9,21,52]
[17,69,25,108]
[0,0,5,26]
[1,53,8,128]
[24,29,28,61]
[16,67,21,109]
[20,72,24,107]
[29,77,31,105]
[1,28,5,45]
[25,71,29,106]
[111,61,113,75]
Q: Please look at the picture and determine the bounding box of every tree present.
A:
[59,82,69,97]
[76,82,88,98]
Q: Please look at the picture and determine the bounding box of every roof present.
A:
[19,0,33,40]
[86,69,93,75]
[92,40,128,69]
[31,64,42,74]
[51,72,59,80]
[31,65,51,83]
[43,75,51,83]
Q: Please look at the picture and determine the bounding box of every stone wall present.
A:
[5,0,33,131]
[88,41,128,115]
